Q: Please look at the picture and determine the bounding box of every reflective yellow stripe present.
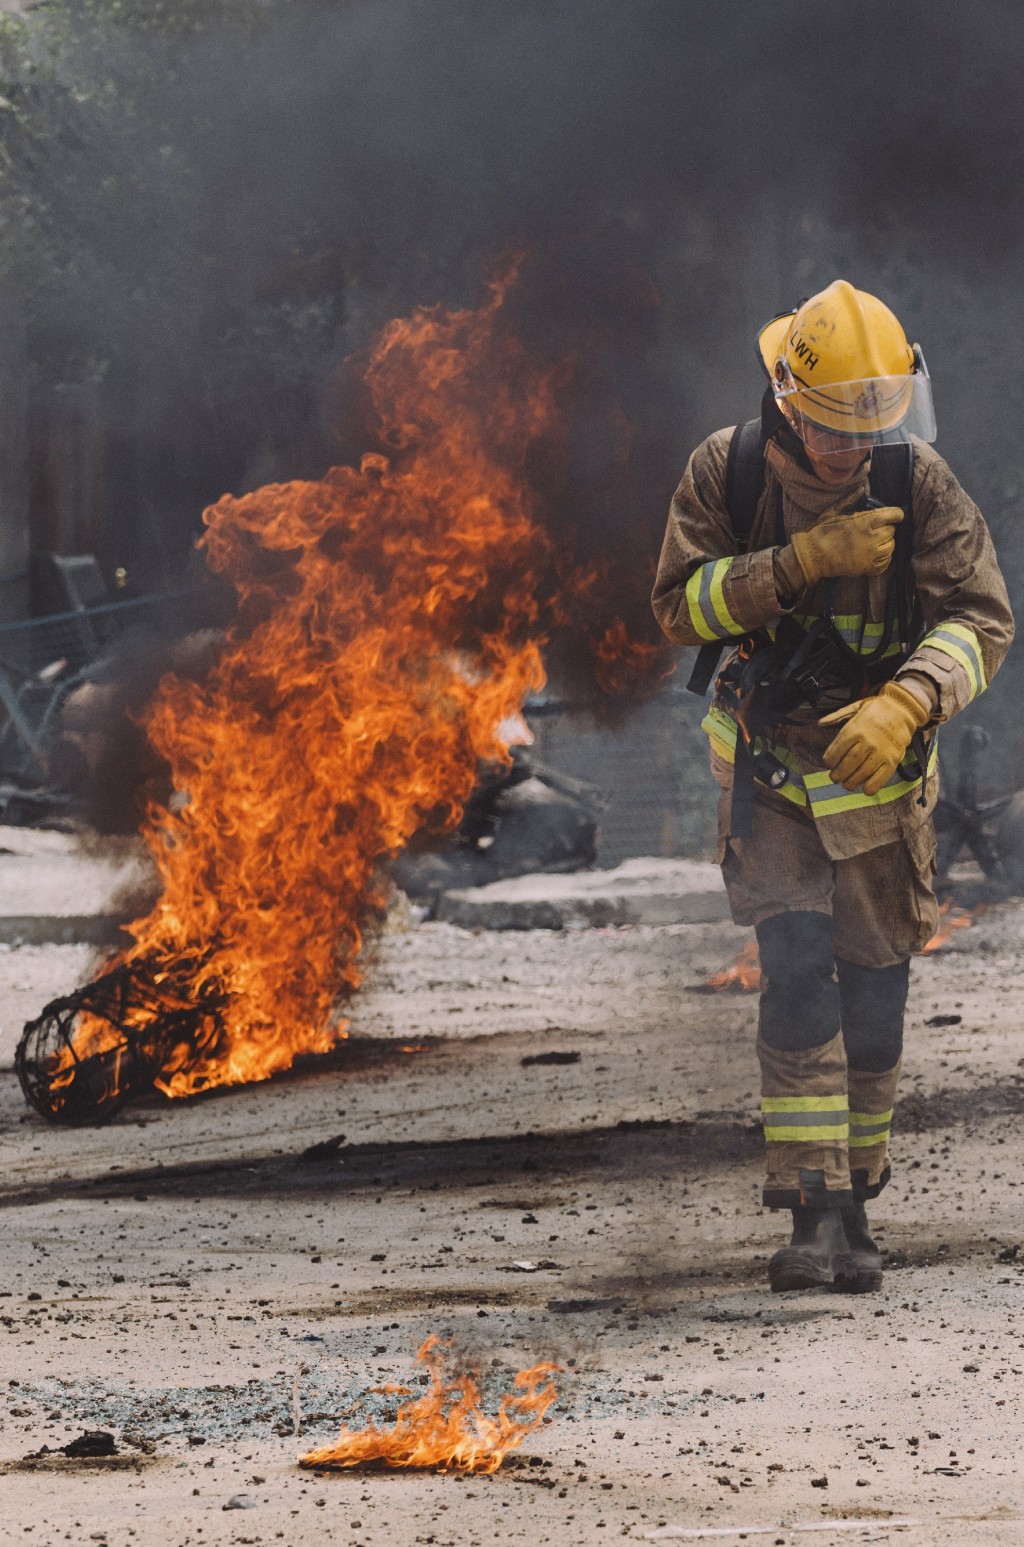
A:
[707,558,740,636]
[849,1107,893,1126]
[702,705,739,759]
[685,559,742,641]
[685,567,720,642]
[762,1094,849,1143]
[762,1094,848,1112]
[849,1108,893,1147]
[918,623,987,701]
[701,705,937,822]
[764,1124,851,1143]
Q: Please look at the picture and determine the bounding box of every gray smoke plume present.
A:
[1,0,1020,786]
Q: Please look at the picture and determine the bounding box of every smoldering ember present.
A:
[4,5,1024,1547]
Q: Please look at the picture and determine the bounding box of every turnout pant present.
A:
[719,792,938,1208]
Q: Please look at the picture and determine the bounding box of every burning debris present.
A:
[920,899,983,954]
[699,939,763,994]
[16,273,660,1125]
[299,1337,560,1475]
[16,963,225,1125]
[693,900,983,1000]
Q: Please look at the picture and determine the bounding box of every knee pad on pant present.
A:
[837,956,909,1072]
[755,910,840,1052]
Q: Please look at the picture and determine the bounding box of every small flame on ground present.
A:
[922,899,983,954]
[704,898,982,986]
[704,939,762,993]
[299,1336,560,1474]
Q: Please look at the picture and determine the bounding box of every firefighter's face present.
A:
[804,445,870,485]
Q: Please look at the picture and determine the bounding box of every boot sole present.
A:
[833,1266,883,1295]
[768,1250,851,1293]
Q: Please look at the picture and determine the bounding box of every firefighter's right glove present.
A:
[820,680,930,795]
[788,505,904,587]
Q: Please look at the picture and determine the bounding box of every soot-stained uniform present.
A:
[652,426,1013,1205]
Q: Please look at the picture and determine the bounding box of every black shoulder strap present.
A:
[868,441,914,514]
[725,416,768,551]
[869,442,919,652]
[686,417,768,696]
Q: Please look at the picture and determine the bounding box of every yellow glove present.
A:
[820,681,929,795]
[789,505,904,586]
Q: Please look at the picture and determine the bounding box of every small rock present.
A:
[223,1493,258,1510]
[62,1431,117,1458]
[810,1475,828,1488]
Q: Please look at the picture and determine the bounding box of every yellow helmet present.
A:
[756,280,936,455]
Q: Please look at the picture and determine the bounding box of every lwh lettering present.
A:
[790,334,820,370]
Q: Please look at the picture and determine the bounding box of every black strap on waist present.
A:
[731,732,757,839]
[687,639,726,698]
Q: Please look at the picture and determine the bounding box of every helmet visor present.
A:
[773,346,936,457]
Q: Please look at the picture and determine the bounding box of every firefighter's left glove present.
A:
[820,681,930,795]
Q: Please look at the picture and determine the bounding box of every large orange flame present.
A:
[48,271,654,1108]
[299,1336,560,1474]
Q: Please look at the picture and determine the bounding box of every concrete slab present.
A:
[0,825,151,945]
[436,854,728,929]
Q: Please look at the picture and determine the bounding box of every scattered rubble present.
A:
[2,881,1024,1541]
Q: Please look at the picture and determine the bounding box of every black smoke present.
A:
[3,0,1022,786]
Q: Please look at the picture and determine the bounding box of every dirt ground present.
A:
[3,895,1024,1545]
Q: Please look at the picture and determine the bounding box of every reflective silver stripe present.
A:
[689,558,741,640]
[804,767,919,811]
[849,1118,891,1139]
[803,737,938,818]
[761,1108,848,1129]
[792,612,899,659]
[922,625,986,698]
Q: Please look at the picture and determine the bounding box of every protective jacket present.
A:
[652,428,1014,861]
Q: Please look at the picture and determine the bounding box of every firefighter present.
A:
[652,280,1014,1293]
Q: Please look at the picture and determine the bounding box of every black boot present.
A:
[768,1204,853,1292]
[836,1199,883,1294]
